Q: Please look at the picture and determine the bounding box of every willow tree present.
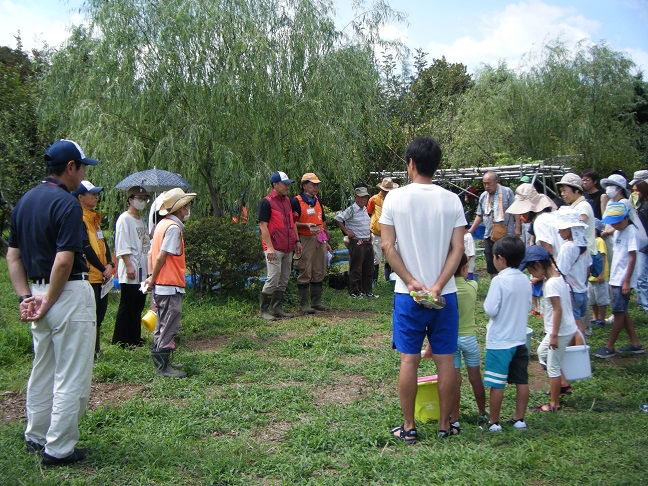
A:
[451,39,641,172]
[37,0,407,218]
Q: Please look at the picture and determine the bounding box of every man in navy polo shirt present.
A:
[7,139,98,466]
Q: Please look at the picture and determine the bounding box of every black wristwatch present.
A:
[19,294,32,303]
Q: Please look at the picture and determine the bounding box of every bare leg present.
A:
[514,384,529,421]
[549,376,562,409]
[396,353,420,436]
[466,366,486,416]
[451,369,462,423]
[621,311,642,346]
[432,353,456,433]
[489,388,504,424]
[606,312,626,349]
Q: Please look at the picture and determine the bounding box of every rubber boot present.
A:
[271,290,294,318]
[170,350,184,370]
[310,282,328,311]
[152,350,186,378]
[298,284,315,314]
[260,292,277,321]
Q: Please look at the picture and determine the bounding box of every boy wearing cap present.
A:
[292,173,330,313]
[594,202,645,357]
[335,185,376,298]
[113,185,151,348]
[7,139,98,465]
[144,188,197,377]
[71,180,115,358]
[258,171,302,320]
[367,178,398,286]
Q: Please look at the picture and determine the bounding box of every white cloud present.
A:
[423,1,600,72]
[0,0,84,51]
[625,47,648,76]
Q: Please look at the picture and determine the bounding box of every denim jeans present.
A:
[636,251,648,310]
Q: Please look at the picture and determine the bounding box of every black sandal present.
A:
[439,423,460,438]
[391,425,417,445]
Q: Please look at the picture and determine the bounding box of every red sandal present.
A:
[533,403,561,412]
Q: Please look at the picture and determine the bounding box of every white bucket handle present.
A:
[575,328,587,351]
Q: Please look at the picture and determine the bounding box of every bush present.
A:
[184,217,264,296]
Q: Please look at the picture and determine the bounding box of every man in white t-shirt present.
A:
[380,136,466,442]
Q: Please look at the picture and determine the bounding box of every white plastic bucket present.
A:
[562,330,592,381]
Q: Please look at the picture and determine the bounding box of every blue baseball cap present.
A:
[44,139,98,166]
[71,180,103,198]
[270,171,293,184]
[519,245,551,270]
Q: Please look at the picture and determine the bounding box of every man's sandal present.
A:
[391,425,417,445]
[438,422,460,438]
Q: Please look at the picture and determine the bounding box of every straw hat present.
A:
[159,188,197,216]
[507,184,557,214]
[376,177,399,192]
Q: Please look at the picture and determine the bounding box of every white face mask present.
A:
[605,186,620,198]
[182,208,190,222]
[132,199,147,211]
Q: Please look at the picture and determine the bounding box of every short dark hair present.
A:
[581,169,599,182]
[404,136,442,178]
[454,253,469,276]
[46,160,83,177]
[492,236,526,269]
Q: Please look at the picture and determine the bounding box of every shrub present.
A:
[184,217,264,296]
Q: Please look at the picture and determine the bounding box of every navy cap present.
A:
[519,245,551,271]
[71,180,103,198]
[45,139,98,166]
[270,171,293,184]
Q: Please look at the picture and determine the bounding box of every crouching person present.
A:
[144,188,197,377]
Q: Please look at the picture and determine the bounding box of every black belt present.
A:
[31,273,89,285]
[350,237,371,243]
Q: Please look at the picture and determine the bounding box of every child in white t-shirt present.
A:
[520,245,577,412]
[594,202,645,358]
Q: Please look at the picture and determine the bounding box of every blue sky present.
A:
[2,0,647,74]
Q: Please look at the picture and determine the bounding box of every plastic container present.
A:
[410,291,446,310]
[141,309,157,331]
[415,375,440,423]
[562,330,592,381]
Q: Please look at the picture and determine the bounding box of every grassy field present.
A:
[1,255,647,485]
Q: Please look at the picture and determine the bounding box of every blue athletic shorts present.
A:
[392,292,459,355]
[483,345,529,388]
[532,280,543,298]
[453,335,481,368]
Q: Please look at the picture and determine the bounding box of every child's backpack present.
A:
[590,251,603,278]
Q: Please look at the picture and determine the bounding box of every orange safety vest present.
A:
[150,217,186,287]
[295,194,324,236]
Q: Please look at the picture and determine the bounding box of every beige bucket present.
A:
[141,309,157,331]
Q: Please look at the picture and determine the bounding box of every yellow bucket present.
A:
[414,375,439,423]
[141,309,157,331]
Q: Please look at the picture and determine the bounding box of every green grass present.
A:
[1,256,648,485]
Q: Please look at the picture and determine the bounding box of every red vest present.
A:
[296,194,324,236]
[150,218,186,287]
[263,191,297,252]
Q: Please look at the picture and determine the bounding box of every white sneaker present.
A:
[508,418,527,430]
[488,422,502,432]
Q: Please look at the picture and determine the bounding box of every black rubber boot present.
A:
[299,284,315,314]
[310,282,328,311]
[271,290,294,318]
[260,292,277,321]
[152,350,186,378]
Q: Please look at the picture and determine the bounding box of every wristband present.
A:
[19,294,32,303]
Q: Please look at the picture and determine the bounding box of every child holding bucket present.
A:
[593,202,645,358]
[423,253,487,431]
[520,245,577,412]
[482,237,532,432]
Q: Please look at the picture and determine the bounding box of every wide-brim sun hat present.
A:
[531,193,557,213]
[506,184,538,214]
[376,177,399,191]
[555,173,584,193]
[600,173,630,197]
[601,200,631,224]
[550,209,588,230]
[159,187,197,215]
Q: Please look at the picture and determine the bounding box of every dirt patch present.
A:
[0,381,143,425]
[252,419,293,443]
[527,359,548,394]
[313,374,369,406]
[185,335,230,352]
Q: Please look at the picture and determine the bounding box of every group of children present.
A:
[424,200,643,432]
